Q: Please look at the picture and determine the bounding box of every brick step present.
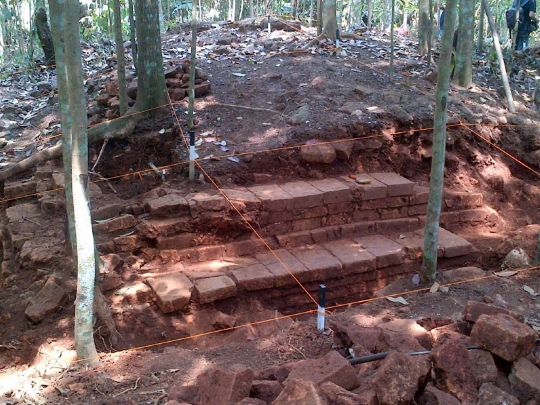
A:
[108,227,476,312]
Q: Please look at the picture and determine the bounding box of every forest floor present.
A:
[0,21,539,404]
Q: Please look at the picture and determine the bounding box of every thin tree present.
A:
[477,0,485,53]
[418,0,430,56]
[127,0,138,72]
[482,0,515,113]
[322,0,338,40]
[420,0,458,283]
[454,0,475,87]
[49,0,98,364]
[112,0,128,115]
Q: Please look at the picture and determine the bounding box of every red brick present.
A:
[266,222,291,235]
[408,204,428,216]
[361,196,409,209]
[188,193,228,218]
[444,191,483,210]
[147,273,194,313]
[409,186,430,205]
[256,249,309,287]
[325,213,347,226]
[379,207,408,220]
[144,194,190,218]
[268,210,293,223]
[355,235,405,268]
[327,201,354,214]
[93,214,137,234]
[439,211,460,226]
[415,227,473,257]
[395,232,426,260]
[341,174,387,200]
[231,264,275,291]
[375,218,419,233]
[310,228,330,244]
[221,188,261,211]
[223,239,266,257]
[323,240,376,274]
[459,208,488,224]
[113,235,145,252]
[370,172,415,196]
[309,178,352,205]
[353,209,380,222]
[196,245,224,261]
[258,211,269,226]
[276,231,312,248]
[280,181,324,209]
[291,217,322,232]
[293,205,328,219]
[340,221,376,237]
[156,233,196,250]
[290,246,343,282]
[249,184,294,212]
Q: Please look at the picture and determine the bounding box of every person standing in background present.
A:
[439,3,446,37]
[515,0,537,50]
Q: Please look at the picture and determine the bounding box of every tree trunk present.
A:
[127,0,138,72]
[0,6,5,62]
[454,0,474,87]
[250,0,254,18]
[420,0,458,284]
[317,0,323,34]
[390,0,395,78]
[134,0,168,112]
[477,0,484,53]
[188,4,198,129]
[322,0,337,40]
[418,0,430,56]
[159,0,166,33]
[35,8,55,65]
[367,0,372,27]
[427,0,434,67]
[482,0,515,113]
[49,0,99,365]
[113,0,128,115]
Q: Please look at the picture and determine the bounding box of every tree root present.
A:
[303,33,326,49]
[0,109,143,182]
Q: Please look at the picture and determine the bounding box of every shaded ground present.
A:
[0,21,539,404]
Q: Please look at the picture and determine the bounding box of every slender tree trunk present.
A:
[35,8,55,65]
[477,0,484,52]
[0,13,4,63]
[482,0,515,113]
[390,0,395,79]
[418,0,430,56]
[159,0,166,33]
[317,0,323,34]
[322,0,337,40]
[49,0,99,365]
[127,0,138,72]
[427,0,434,67]
[454,0,474,87]
[113,0,127,115]
[367,0,372,27]
[239,0,245,20]
[250,0,254,18]
[134,0,168,111]
[309,0,314,27]
[108,0,113,36]
[188,4,197,129]
[420,0,458,284]
[402,0,409,27]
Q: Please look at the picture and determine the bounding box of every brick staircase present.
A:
[2,167,493,313]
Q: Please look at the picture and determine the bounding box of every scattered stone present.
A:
[441,267,486,283]
[431,339,478,403]
[477,382,519,405]
[353,85,375,96]
[339,102,367,114]
[147,273,194,313]
[470,314,536,361]
[284,351,358,390]
[418,384,460,405]
[213,311,237,329]
[502,248,532,269]
[168,384,199,404]
[271,379,327,405]
[287,104,310,125]
[25,279,67,323]
[319,381,365,405]
[197,365,253,405]
[331,141,354,160]
[509,357,540,403]
[388,105,413,124]
[299,144,336,164]
[469,349,497,385]
[462,301,525,323]
[372,351,431,405]
[250,380,282,403]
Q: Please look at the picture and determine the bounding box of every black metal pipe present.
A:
[348,339,540,365]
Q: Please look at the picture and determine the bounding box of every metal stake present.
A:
[317,284,326,331]
[189,130,195,181]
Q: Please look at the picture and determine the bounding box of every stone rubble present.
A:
[164,301,539,405]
